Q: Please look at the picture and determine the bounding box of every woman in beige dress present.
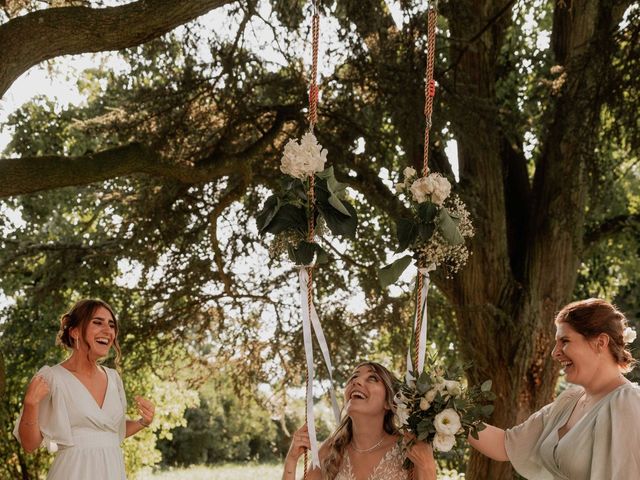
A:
[469,298,640,479]
[283,361,437,480]
[14,299,156,480]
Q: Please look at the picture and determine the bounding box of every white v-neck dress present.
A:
[14,364,127,480]
[505,383,640,479]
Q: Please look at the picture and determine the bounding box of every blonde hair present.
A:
[321,362,399,479]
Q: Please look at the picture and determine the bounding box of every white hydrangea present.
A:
[434,408,461,436]
[280,132,327,179]
[433,432,456,452]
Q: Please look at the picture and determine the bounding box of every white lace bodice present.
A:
[335,444,408,480]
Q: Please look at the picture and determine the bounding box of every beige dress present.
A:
[335,443,408,480]
[505,382,640,479]
[14,364,128,480]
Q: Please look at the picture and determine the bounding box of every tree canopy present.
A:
[1,1,639,478]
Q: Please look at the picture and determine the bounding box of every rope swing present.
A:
[412,1,439,378]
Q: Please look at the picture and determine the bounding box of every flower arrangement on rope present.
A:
[395,356,495,458]
[256,132,357,264]
[379,167,474,286]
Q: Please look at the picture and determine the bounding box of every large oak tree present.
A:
[1,1,639,478]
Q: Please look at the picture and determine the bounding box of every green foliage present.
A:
[256,166,358,264]
[157,372,314,466]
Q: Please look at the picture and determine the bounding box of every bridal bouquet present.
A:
[379,167,473,286]
[395,357,495,455]
[256,132,358,265]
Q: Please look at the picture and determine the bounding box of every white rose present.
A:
[280,132,327,179]
[425,387,439,403]
[46,439,59,453]
[433,432,456,452]
[434,408,461,436]
[419,397,431,411]
[444,380,462,397]
[395,404,410,426]
[623,327,637,344]
[403,166,417,179]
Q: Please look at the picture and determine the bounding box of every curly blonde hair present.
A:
[321,362,400,479]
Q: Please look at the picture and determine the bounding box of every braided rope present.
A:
[309,13,320,128]
[304,8,320,480]
[422,5,438,177]
[414,3,438,373]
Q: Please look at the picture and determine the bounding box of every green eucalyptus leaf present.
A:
[417,222,435,242]
[314,244,330,264]
[318,200,357,238]
[417,202,438,223]
[437,208,464,245]
[396,218,418,252]
[263,204,307,235]
[378,255,413,288]
[481,380,492,392]
[255,195,281,234]
[328,194,351,216]
[289,240,316,265]
[481,404,495,417]
[315,166,334,180]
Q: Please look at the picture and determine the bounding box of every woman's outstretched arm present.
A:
[468,424,509,461]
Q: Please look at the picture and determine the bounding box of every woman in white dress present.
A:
[283,361,437,480]
[14,299,156,480]
[469,298,640,479]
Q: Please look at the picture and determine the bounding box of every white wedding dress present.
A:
[14,364,128,479]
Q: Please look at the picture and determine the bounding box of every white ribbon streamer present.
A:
[299,268,341,468]
[406,269,431,375]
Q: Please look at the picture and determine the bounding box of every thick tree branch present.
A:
[0,143,239,197]
[584,213,640,249]
[0,0,235,98]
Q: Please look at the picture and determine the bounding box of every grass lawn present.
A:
[137,463,284,480]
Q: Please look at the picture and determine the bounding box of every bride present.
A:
[283,361,436,480]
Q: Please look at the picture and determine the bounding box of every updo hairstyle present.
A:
[56,299,121,365]
[555,298,636,373]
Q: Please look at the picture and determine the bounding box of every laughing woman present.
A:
[469,298,640,479]
[283,361,437,480]
[14,299,155,480]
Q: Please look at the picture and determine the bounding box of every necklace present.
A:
[350,436,385,454]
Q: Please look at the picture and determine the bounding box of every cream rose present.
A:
[433,432,456,452]
[403,166,417,179]
[444,380,462,397]
[430,174,451,205]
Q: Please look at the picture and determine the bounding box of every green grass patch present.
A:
[137,463,283,480]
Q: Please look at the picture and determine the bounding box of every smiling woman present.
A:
[283,362,437,480]
[13,298,156,480]
[468,298,640,479]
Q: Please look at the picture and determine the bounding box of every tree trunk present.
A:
[439,0,631,478]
